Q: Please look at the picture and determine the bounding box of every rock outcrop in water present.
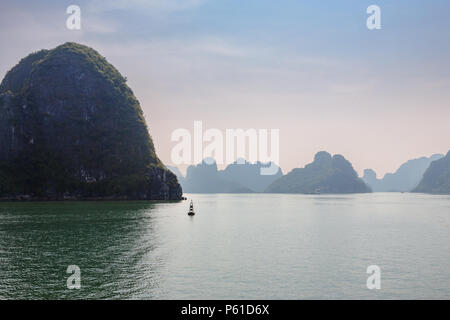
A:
[0,42,182,200]
[265,151,371,194]
[413,150,450,194]
[362,154,444,192]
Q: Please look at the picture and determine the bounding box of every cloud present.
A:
[190,38,248,58]
[83,17,118,35]
[88,0,207,12]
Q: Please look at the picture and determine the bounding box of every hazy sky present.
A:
[1,0,449,177]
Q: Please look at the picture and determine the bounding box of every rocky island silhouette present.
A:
[0,43,182,200]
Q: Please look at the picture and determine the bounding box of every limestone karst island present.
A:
[0,42,182,200]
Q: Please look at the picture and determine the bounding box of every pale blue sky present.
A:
[1,0,449,176]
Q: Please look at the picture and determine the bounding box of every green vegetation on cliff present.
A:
[0,42,181,200]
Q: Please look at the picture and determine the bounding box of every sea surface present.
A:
[0,193,449,299]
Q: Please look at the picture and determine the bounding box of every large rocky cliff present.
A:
[0,42,182,200]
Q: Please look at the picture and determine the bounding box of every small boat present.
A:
[187,200,195,216]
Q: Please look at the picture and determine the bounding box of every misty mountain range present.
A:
[168,151,450,194]
[362,154,444,192]
[167,159,282,193]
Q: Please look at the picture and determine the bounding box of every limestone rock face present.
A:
[0,42,182,200]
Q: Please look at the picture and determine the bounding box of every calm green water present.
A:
[0,193,449,299]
